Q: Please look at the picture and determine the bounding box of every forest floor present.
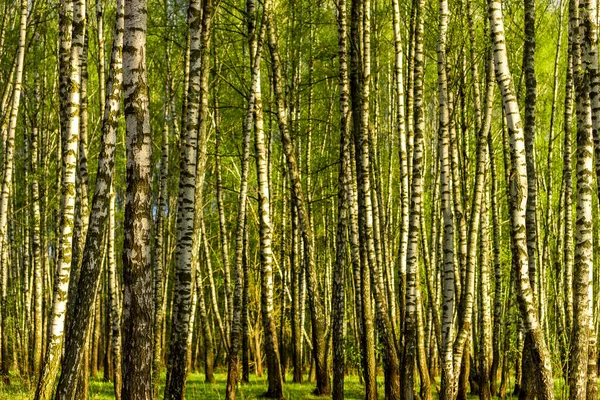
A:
[0,371,383,399]
[0,371,533,399]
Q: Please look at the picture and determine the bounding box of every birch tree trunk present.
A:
[392,0,408,350]
[165,0,213,395]
[569,1,597,399]
[35,0,85,396]
[332,0,350,396]
[487,1,554,398]
[520,0,541,394]
[564,0,576,348]
[121,0,153,396]
[31,72,43,381]
[54,0,123,395]
[348,1,376,395]
[584,0,599,395]
[255,34,284,399]
[437,0,455,397]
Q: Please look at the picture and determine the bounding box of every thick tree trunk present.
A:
[569,1,597,399]
[438,0,455,397]
[487,1,554,398]
[332,0,350,397]
[121,0,154,396]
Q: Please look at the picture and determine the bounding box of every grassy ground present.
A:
[0,371,387,399]
[1,371,577,399]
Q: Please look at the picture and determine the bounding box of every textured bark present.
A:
[523,0,539,303]
[487,1,554,398]
[564,0,576,344]
[55,0,123,396]
[255,36,284,398]
[121,0,154,396]
[520,0,540,395]
[392,0,408,353]
[584,0,599,396]
[332,0,350,397]
[35,0,85,396]
[402,1,425,399]
[66,29,90,356]
[569,1,597,399]
[266,2,330,394]
[437,0,455,396]
[165,0,213,396]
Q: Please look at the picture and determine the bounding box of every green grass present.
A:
[1,371,580,399]
[0,372,386,399]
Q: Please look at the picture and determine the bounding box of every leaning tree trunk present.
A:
[486,1,554,398]
[35,0,85,396]
[520,0,540,395]
[121,0,153,396]
[54,0,123,396]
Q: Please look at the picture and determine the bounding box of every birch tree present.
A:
[121,0,153,396]
[487,0,554,398]
[35,0,86,396]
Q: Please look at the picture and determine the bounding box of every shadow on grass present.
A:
[0,371,386,399]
